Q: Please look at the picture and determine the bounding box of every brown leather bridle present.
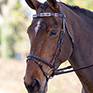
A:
[26,2,93,81]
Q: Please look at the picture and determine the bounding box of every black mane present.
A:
[60,2,93,18]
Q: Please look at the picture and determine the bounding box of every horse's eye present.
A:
[49,30,58,36]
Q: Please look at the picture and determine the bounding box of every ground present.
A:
[0,58,82,93]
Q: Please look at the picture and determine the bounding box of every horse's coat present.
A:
[24,0,93,93]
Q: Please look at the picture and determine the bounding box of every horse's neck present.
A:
[62,4,93,93]
[71,9,93,27]
[62,3,93,26]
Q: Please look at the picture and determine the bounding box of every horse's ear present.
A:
[25,0,41,10]
[47,0,59,10]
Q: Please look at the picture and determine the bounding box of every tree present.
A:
[60,0,93,11]
[0,0,30,59]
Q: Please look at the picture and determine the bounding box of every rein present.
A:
[26,2,93,80]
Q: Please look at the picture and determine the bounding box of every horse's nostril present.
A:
[31,78,41,91]
[24,78,41,92]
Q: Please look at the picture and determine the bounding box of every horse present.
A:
[24,0,93,93]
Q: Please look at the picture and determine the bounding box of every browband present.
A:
[33,13,65,18]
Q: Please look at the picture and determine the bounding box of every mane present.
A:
[60,2,93,19]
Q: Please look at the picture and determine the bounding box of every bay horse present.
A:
[24,0,93,93]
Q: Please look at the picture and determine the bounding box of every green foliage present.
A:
[63,0,75,5]
[0,0,30,59]
[63,0,93,11]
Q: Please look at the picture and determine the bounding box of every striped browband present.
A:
[33,13,65,18]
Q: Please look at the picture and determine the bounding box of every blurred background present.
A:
[0,0,93,93]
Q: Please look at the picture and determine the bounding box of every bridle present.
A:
[26,2,93,81]
[26,2,66,80]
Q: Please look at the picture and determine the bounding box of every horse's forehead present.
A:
[34,19,42,35]
[28,17,59,36]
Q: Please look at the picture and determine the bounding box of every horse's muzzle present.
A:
[24,78,41,93]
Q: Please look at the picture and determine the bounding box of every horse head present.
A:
[24,0,73,93]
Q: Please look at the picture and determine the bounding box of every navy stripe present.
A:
[33,13,65,18]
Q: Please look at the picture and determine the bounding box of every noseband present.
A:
[26,2,93,80]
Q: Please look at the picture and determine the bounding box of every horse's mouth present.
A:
[26,88,47,93]
[24,79,47,93]
[27,91,46,93]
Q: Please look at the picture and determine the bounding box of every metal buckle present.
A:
[47,68,54,79]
